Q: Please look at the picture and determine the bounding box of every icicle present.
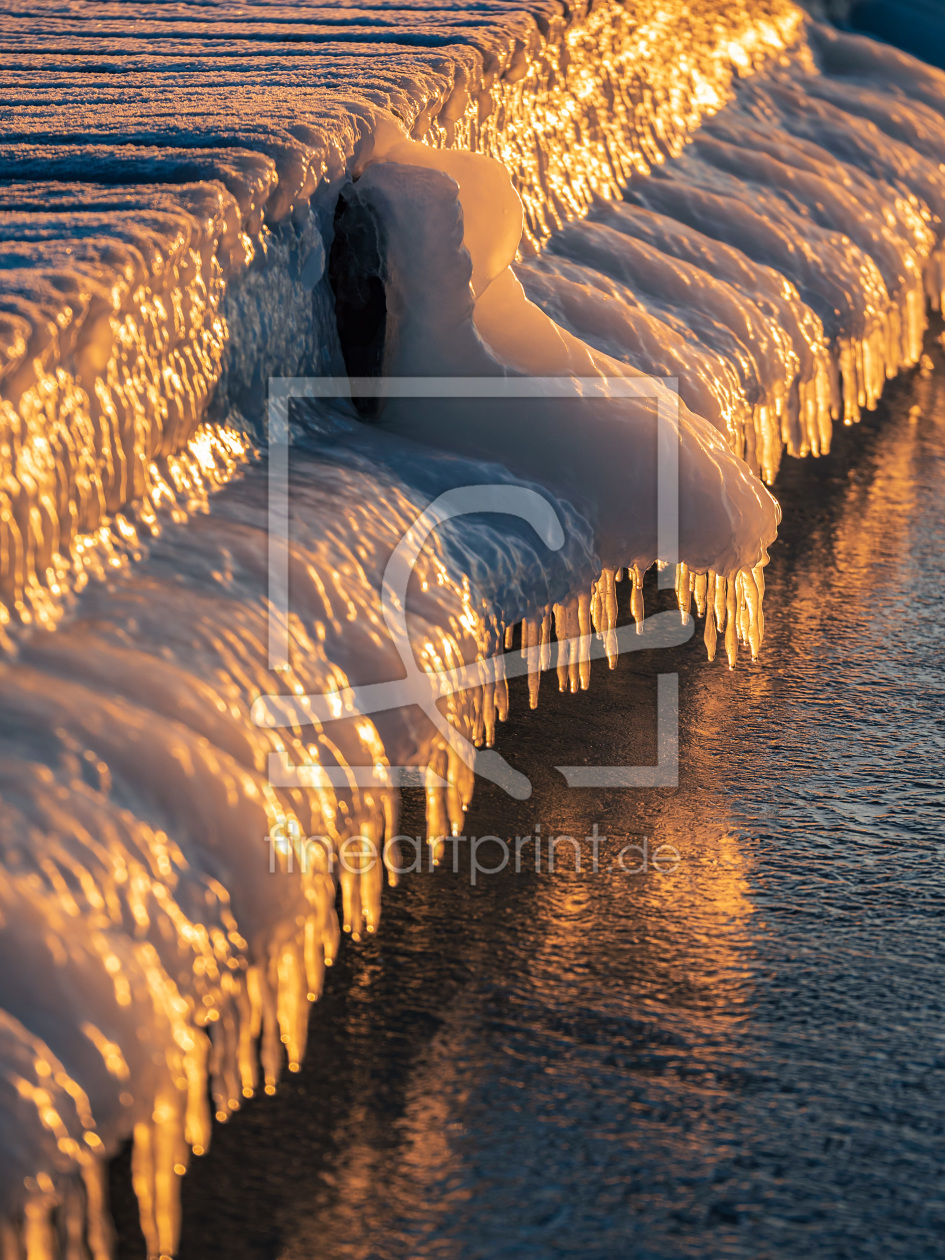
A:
[470,674,485,747]
[304,915,326,1002]
[590,579,602,636]
[725,577,739,670]
[630,565,645,631]
[425,750,450,857]
[208,1016,233,1123]
[480,625,497,747]
[237,982,260,1101]
[675,562,692,624]
[445,747,466,834]
[539,609,552,676]
[599,567,618,668]
[340,847,364,936]
[552,603,569,693]
[276,942,306,1068]
[494,645,509,721]
[130,1127,155,1257]
[151,1090,185,1260]
[259,972,282,1096]
[184,1029,212,1150]
[344,823,380,941]
[703,570,719,663]
[743,568,762,660]
[383,794,400,863]
[567,599,582,693]
[82,1163,115,1260]
[693,571,707,618]
[752,560,766,652]
[22,1195,55,1260]
[572,593,588,690]
[523,616,542,708]
[714,572,728,634]
[736,571,750,646]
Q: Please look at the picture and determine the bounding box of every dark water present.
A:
[115,334,945,1259]
[846,0,945,71]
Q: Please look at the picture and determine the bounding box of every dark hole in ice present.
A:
[328,191,387,418]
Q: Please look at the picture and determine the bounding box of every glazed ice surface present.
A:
[1,1,945,1254]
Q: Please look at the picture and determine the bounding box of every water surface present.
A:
[115,333,945,1259]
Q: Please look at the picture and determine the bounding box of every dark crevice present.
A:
[327,190,388,418]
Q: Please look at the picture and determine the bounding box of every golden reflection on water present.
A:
[267,346,945,1260]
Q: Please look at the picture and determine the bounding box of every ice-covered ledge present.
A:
[0,0,806,636]
[1,1,803,239]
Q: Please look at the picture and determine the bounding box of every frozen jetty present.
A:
[1,2,945,1254]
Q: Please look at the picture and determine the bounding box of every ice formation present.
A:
[1,1,945,1255]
